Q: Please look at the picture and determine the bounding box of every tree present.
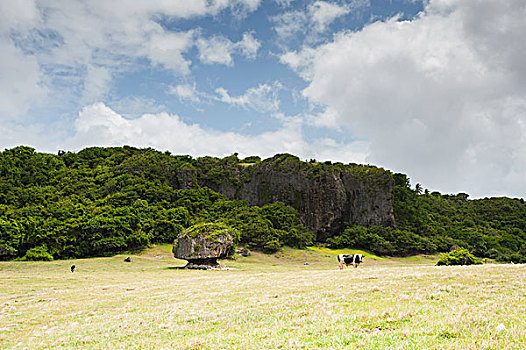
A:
[437,248,482,266]
[0,218,20,260]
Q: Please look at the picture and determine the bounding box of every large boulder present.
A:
[173,223,238,269]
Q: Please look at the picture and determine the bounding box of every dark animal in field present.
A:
[236,248,251,257]
[71,265,76,272]
[337,254,364,269]
[124,257,131,262]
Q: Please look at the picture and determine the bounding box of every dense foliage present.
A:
[1,146,525,262]
[0,146,313,260]
[436,248,482,266]
[330,173,526,262]
[328,225,436,256]
[390,174,526,262]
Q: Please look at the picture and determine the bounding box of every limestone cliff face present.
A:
[187,154,395,241]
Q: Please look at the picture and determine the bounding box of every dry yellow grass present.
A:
[0,246,524,349]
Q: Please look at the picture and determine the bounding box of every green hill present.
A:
[0,146,524,262]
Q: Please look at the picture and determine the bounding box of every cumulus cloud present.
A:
[1,0,262,121]
[66,102,367,162]
[282,0,526,197]
[215,82,282,113]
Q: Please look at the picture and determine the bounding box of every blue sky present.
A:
[1,0,526,198]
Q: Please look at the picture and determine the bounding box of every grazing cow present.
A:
[337,254,364,269]
[71,265,76,272]
[124,257,131,262]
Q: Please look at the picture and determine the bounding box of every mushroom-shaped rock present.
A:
[173,223,238,269]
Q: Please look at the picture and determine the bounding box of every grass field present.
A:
[1,246,524,349]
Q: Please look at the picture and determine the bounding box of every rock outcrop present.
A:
[183,154,395,241]
[173,223,237,269]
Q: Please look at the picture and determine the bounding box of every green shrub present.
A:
[328,225,435,256]
[261,202,314,248]
[22,246,54,261]
[436,248,482,266]
[263,239,281,253]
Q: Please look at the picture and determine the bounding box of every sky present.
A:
[1,0,526,198]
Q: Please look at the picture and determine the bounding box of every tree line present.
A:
[329,173,526,262]
[0,146,525,262]
[0,146,313,260]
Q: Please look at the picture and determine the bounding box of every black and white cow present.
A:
[337,254,364,269]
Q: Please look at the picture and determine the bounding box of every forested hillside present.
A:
[391,173,526,262]
[1,146,525,262]
[0,146,315,260]
[329,173,526,262]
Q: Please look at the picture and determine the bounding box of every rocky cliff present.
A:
[179,154,395,241]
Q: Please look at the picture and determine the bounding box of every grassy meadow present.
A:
[0,245,525,349]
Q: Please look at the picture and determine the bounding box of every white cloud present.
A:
[271,0,365,45]
[0,0,45,119]
[237,32,261,60]
[215,82,282,113]
[0,0,39,31]
[147,30,195,74]
[197,36,236,66]
[197,32,261,66]
[66,102,367,162]
[81,65,112,103]
[0,37,47,119]
[279,47,317,79]
[306,107,342,130]
[308,1,350,32]
[274,0,295,8]
[282,0,526,197]
[1,0,262,120]
[168,84,203,103]
[271,10,308,42]
[228,0,262,17]
[310,137,369,164]
[87,0,261,22]
[107,97,167,119]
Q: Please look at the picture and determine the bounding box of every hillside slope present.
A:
[1,146,525,262]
